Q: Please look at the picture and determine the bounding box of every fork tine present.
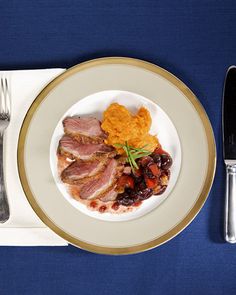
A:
[3,78,7,114]
[0,78,4,115]
[0,77,10,117]
[4,78,11,116]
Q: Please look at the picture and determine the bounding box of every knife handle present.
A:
[224,164,236,243]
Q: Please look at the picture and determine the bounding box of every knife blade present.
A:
[223,66,236,162]
[223,66,236,243]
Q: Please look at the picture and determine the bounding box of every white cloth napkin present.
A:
[0,69,68,246]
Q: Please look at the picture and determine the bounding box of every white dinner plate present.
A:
[17,57,216,254]
[50,90,181,222]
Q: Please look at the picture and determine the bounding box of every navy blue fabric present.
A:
[0,0,236,294]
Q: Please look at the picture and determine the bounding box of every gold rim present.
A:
[17,57,216,255]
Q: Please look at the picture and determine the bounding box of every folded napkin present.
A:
[0,69,67,246]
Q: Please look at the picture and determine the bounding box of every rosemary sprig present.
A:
[114,142,152,173]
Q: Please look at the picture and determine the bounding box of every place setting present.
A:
[1,57,218,253]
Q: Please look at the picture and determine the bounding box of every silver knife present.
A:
[223,66,236,243]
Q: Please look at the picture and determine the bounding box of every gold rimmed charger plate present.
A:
[17,57,216,254]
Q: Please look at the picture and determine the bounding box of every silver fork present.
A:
[0,77,10,223]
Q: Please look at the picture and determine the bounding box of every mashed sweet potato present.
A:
[101,103,159,154]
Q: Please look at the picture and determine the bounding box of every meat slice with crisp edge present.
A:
[79,159,118,200]
[63,117,107,140]
[99,187,118,202]
[58,135,115,160]
[61,159,106,184]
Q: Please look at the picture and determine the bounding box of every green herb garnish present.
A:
[115,142,152,173]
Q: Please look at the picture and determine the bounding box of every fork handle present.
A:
[0,132,9,223]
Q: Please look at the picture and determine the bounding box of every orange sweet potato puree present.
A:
[101,103,159,154]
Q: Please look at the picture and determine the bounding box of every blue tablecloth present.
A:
[0,1,235,294]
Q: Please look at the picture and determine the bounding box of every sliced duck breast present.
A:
[63,117,107,139]
[79,158,117,200]
[58,135,114,160]
[61,159,105,184]
[99,187,118,202]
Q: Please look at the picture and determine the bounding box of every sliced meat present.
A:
[63,117,106,139]
[99,187,118,202]
[61,159,105,184]
[74,157,124,187]
[58,135,115,160]
[57,154,75,174]
[79,158,118,200]
[72,134,104,144]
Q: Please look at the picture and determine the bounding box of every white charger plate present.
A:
[17,57,216,254]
